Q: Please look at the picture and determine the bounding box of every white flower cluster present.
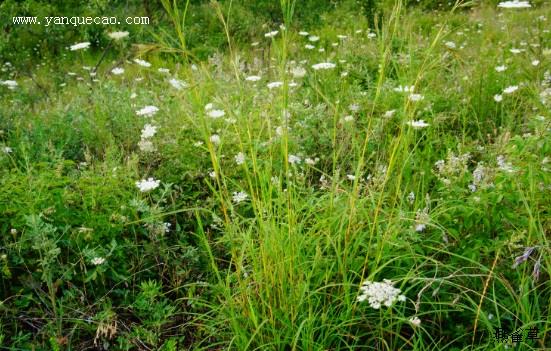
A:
[91,257,106,265]
[312,62,336,70]
[232,191,248,204]
[136,105,159,117]
[136,177,160,192]
[357,279,406,309]
[108,31,129,40]
[138,123,158,152]
[69,42,90,51]
[497,1,531,9]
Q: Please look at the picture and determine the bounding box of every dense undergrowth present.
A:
[0,0,550,350]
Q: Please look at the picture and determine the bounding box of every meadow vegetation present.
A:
[0,0,549,350]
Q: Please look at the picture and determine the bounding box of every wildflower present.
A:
[494,94,503,102]
[512,247,535,268]
[209,134,221,145]
[503,85,518,94]
[91,257,106,265]
[495,65,507,72]
[136,105,159,117]
[208,171,216,178]
[138,139,155,152]
[367,32,376,38]
[299,31,309,36]
[158,68,170,74]
[288,154,301,164]
[342,115,354,122]
[415,208,430,232]
[140,124,157,139]
[394,85,415,93]
[267,81,283,89]
[291,67,306,78]
[347,174,356,180]
[235,152,245,165]
[407,192,415,204]
[409,316,422,327]
[135,177,160,192]
[264,30,278,38]
[312,62,336,70]
[134,58,151,67]
[509,48,522,54]
[497,155,515,173]
[308,35,320,42]
[305,44,315,50]
[107,31,129,40]
[497,1,531,8]
[111,67,124,75]
[337,34,348,39]
[232,191,248,204]
[408,120,430,129]
[305,157,319,165]
[168,78,187,90]
[384,110,396,118]
[69,42,90,51]
[532,59,540,66]
[245,75,261,82]
[409,94,424,102]
[1,80,17,90]
[2,146,13,154]
[208,109,225,119]
[444,41,456,49]
[473,164,485,184]
[204,103,214,111]
[357,279,406,309]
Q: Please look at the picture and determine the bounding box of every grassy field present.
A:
[0,0,550,350]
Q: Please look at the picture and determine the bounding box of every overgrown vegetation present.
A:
[0,0,549,350]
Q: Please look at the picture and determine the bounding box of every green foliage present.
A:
[0,0,550,349]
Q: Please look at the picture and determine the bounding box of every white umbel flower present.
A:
[312,62,336,70]
[264,30,278,38]
[291,67,307,78]
[91,257,106,265]
[70,42,90,51]
[140,124,157,139]
[235,152,245,165]
[497,1,531,9]
[207,109,225,119]
[394,85,415,93]
[245,75,262,82]
[232,191,248,204]
[1,80,17,90]
[288,154,301,164]
[503,85,518,94]
[357,279,406,309]
[136,105,159,117]
[111,67,124,75]
[267,81,284,89]
[135,177,160,192]
[134,58,151,67]
[168,78,187,90]
[407,120,430,129]
[409,94,424,102]
[107,31,129,40]
[209,134,221,145]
